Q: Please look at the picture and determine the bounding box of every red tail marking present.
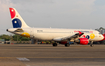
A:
[9,8,16,19]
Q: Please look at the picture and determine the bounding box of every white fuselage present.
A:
[20,28,103,42]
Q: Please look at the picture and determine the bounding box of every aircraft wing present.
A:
[53,31,84,41]
[68,31,84,40]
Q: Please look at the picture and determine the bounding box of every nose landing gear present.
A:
[90,41,94,47]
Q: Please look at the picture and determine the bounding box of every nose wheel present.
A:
[90,41,94,47]
[90,44,94,47]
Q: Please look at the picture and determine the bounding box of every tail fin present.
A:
[9,8,29,28]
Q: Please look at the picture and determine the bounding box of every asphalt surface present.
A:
[0,44,105,66]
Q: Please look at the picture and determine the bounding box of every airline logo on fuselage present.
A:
[74,31,95,39]
[74,31,93,33]
[81,34,95,39]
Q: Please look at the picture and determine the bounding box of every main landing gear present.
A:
[65,43,70,47]
[53,43,70,47]
[53,43,57,47]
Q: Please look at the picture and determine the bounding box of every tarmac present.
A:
[0,44,105,66]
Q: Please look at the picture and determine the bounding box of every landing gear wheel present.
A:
[65,43,70,47]
[53,43,57,47]
[90,41,94,47]
[90,44,94,47]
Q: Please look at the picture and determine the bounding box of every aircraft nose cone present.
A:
[102,34,105,40]
[100,34,105,41]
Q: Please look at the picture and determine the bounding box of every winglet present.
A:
[79,31,82,35]
[78,31,84,37]
[9,8,16,19]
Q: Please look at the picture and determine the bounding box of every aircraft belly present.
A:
[35,33,70,40]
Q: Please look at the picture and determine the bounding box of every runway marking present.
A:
[26,65,30,66]
[17,58,30,61]
[1,57,105,59]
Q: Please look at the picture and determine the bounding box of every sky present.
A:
[0,0,105,34]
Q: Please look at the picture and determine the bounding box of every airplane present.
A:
[7,8,105,47]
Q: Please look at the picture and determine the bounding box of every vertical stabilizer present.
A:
[9,8,29,28]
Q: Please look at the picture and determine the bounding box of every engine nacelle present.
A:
[75,38,89,45]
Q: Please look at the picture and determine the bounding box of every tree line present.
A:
[0,34,30,41]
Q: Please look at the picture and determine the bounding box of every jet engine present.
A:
[75,38,89,45]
